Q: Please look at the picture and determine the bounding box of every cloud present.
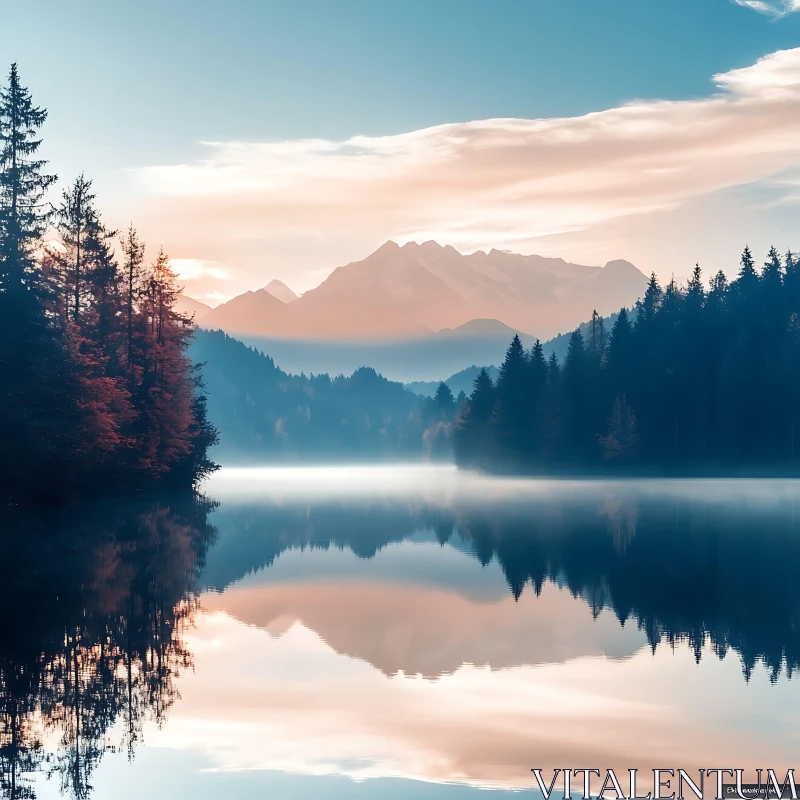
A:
[147,609,793,789]
[170,258,235,282]
[731,0,800,17]
[131,48,800,292]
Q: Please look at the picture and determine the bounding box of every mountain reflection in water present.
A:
[3,467,800,798]
[205,468,800,682]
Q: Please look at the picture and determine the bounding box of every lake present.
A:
[4,465,798,799]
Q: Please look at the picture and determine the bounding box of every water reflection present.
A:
[4,468,800,798]
[0,497,215,798]
[204,470,800,682]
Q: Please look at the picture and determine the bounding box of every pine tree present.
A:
[469,368,495,421]
[497,335,526,390]
[589,309,602,358]
[434,381,455,417]
[494,334,529,463]
[547,351,560,382]
[453,368,496,467]
[762,245,784,320]
[736,245,760,309]
[135,249,196,474]
[0,63,56,296]
[0,63,78,502]
[529,340,547,386]
[121,225,146,390]
[53,173,96,323]
[739,245,757,281]
[563,329,594,460]
[686,264,704,309]
[637,272,662,329]
[84,214,122,355]
[708,270,728,304]
[762,245,782,285]
[606,308,632,367]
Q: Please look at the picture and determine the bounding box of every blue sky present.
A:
[5,0,800,301]
[7,1,800,163]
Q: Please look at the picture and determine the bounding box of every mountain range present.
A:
[188,240,648,340]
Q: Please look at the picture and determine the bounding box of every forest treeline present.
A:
[456,247,800,474]
[0,64,217,503]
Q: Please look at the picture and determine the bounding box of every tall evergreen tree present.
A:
[562,329,595,461]
[493,334,529,463]
[606,307,632,383]
[121,225,146,390]
[686,264,705,309]
[528,340,547,387]
[453,368,496,467]
[433,381,455,416]
[547,352,560,382]
[739,245,757,281]
[0,63,56,296]
[637,272,662,330]
[762,245,784,325]
[53,173,96,323]
[0,64,76,501]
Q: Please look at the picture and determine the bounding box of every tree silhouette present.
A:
[455,245,800,475]
[0,64,217,503]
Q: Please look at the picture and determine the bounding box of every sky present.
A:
[5,0,800,304]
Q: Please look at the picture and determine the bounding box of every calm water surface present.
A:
[5,466,798,799]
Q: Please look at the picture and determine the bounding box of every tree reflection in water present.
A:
[0,496,216,799]
[3,479,800,797]
[203,483,800,685]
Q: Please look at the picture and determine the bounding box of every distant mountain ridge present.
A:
[197,240,648,340]
[264,279,298,304]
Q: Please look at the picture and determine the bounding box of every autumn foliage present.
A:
[0,64,217,503]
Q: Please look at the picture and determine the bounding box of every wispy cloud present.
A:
[131,48,800,293]
[170,258,235,282]
[731,0,800,17]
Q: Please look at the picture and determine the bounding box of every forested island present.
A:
[0,65,217,504]
[455,249,800,474]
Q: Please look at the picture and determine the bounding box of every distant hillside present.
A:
[231,318,535,383]
[190,329,457,462]
[198,240,647,340]
[407,365,500,398]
